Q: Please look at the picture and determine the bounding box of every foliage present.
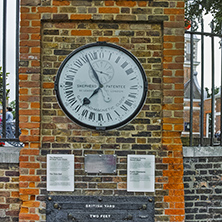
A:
[0,67,10,102]
[185,0,222,33]
[9,100,16,119]
[205,86,220,98]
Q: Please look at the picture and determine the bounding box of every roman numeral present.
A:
[99,52,104,58]
[121,61,128,69]
[108,53,112,60]
[130,77,136,81]
[69,67,78,74]
[68,97,77,107]
[120,105,128,111]
[80,56,87,63]
[81,109,88,118]
[126,68,133,75]
[129,93,137,98]
[75,105,81,112]
[124,99,133,107]
[74,59,84,68]
[89,112,95,121]
[130,85,138,90]
[106,113,112,121]
[65,75,75,81]
[98,113,104,121]
[115,56,121,63]
[65,81,73,87]
[88,52,98,60]
[65,90,74,98]
[114,110,120,117]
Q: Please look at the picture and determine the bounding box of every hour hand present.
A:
[82,87,100,106]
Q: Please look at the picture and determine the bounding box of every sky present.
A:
[193,14,222,91]
[0,0,16,103]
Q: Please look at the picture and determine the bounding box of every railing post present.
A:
[189,20,194,146]
[200,18,204,146]
[210,21,215,146]
[220,22,222,145]
[2,0,7,138]
[15,0,20,138]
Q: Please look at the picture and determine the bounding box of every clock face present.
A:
[54,42,148,130]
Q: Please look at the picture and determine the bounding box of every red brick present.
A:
[164,36,184,42]
[31,47,41,53]
[20,149,39,155]
[53,0,70,6]
[165,209,185,215]
[43,82,54,88]
[31,34,41,40]
[31,102,40,109]
[19,176,40,182]
[21,13,41,20]
[163,158,183,164]
[19,213,39,220]
[99,7,119,13]
[20,163,40,169]
[164,194,184,202]
[23,201,40,207]
[105,1,114,6]
[164,9,184,15]
[138,1,147,7]
[37,7,57,13]
[116,1,136,7]
[70,14,91,20]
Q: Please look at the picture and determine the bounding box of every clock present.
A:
[54,42,148,130]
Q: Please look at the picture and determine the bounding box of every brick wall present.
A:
[183,147,222,221]
[19,0,185,221]
[0,163,20,222]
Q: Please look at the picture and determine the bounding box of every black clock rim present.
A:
[54,42,148,131]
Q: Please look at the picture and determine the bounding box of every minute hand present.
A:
[86,55,103,88]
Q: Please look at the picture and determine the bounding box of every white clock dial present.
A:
[55,42,148,130]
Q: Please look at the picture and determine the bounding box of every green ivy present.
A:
[0,66,10,102]
[185,0,222,34]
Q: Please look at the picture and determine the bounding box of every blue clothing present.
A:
[6,111,13,122]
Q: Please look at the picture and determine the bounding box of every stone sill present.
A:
[183,146,222,157]
[0,146,21,163]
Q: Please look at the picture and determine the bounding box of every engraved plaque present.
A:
[127,155,155,192]
[85,154,116,174]
[47,154,74,191]
[46,196,154,222]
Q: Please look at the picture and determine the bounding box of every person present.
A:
[6,107,13,122]
[215,130,221,141]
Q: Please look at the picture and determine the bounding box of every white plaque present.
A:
[47,154,74,191]
[127,155,155,192]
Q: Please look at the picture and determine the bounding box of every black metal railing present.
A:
[1,0,21,146]
[184,19,222,146]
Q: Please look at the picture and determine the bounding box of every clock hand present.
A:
[82,86,100,106]
[94,70,109,76]
[82,87,111,105]
[85,55,103,88]
[101,88,111,102]
[85,55,111,102]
